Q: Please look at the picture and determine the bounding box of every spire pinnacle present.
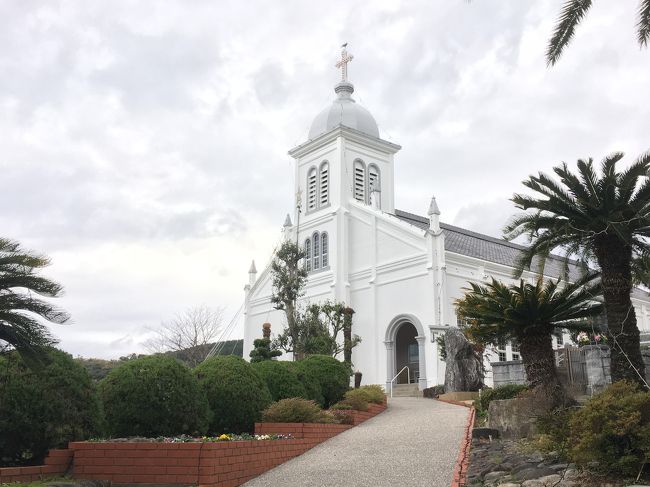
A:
[283,214,292,227]
[249,260,257,274]
[428,196,441,216]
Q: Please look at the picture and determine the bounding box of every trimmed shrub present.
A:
[356,385,385,404]
[251,360,307,401]
[262,398,323,423]
[296,355,350,408]
[568,381,650,476]
[281,361,324,406]
[476,384,529,412]
[195,355,272,434]
[100,355,210,438]
[0,349,102,465]
[341,389,369,411]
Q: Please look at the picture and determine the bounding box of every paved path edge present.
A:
[450,406,475,487]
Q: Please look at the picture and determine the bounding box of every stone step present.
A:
[391,383,422,397]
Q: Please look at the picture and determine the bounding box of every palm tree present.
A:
[505,152,650,385]
[457,274,603,405]
[547,0,650,66]
[0,238,69,366]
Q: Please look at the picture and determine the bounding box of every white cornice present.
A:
[288,125,401,158]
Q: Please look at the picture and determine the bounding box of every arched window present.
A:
[353,160,365,202]
[307,167,317,211]
[319,162,329,206]
[368,164,380,194]
[304,238,312,272]
[321,232,329,268]
[312,233,320,270]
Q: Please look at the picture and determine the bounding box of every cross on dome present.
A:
[335,44,353,82]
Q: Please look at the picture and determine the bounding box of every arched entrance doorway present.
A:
[384,314,427,391]
[395,322,418,384]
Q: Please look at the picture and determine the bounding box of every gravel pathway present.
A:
[243,397,468,487]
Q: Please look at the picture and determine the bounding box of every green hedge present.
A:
[280,361,324,406]
[0,349,102,465]
[476,384,528,413]
[195,355,272,434]
[99,355,210,438]
[295,355,350,408]
[251,360,307,401]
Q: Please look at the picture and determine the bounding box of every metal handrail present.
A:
[389,366,410,398]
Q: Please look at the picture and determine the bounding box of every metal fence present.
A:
[555,346,587,392]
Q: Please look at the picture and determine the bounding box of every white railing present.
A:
[389,366,410,398]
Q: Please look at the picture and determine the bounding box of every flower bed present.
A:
[0,449,73,483]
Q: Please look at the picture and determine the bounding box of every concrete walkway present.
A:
[243,397,468,487]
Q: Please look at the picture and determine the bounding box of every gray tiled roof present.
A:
[394,209,582,281]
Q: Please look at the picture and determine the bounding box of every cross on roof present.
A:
[335,44,353,82]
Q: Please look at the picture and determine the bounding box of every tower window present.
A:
[319,162,329,206]
[321,232,329,268]
[312,232,320,270]
[354,160,365,202]
[304,238,312,272]
[368,164,380,195]
[307,168,317,211]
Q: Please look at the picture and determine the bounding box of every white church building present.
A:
[242,48,650,391]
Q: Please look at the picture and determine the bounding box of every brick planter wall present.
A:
[451,407,476,487]
[64,395,388,487]
[0,449,73,483]
[69,423,354,487]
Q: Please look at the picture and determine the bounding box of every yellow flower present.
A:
[218,434,231,441]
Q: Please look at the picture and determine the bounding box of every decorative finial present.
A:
[428,196,441,216]
[249,260,257,274]
[283,214,292,228]
[335,44,354,82]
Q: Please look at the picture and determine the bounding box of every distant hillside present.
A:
[76,339,243,381]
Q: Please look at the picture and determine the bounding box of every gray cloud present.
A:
[1,0,648,358]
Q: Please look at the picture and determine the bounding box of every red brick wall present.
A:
[69,424,353,487]
[68,396,388,487]
[0,449,73,483]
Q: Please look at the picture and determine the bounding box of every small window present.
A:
[304,238,312,272]
[555,332,564,346]
[353,160,365,202]
[497,340,507,362]
[368,164,380,197]
[307,168,317,211]
[319,162,329,206]
[510,341,520,361]
[321,232,329,268]
[312,233,320,270]
[408,343,419,364]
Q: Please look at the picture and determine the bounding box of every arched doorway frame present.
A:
[384,314,427,391]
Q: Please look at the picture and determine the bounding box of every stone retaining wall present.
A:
[0,449,73,483]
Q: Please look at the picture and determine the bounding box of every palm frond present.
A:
[547,0,593,66]
[638,0,650,47]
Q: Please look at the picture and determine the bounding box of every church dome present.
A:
[308,81,379,140]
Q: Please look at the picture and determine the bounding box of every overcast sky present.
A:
[2,1,648,359]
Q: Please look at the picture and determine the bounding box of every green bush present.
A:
[251,360,307,401]
[195,355,272,434]
[281,361,324,406]
[0,349,102,465]
[355,385,385,404]
[99,355,209,438]
[476,384,529,412]
[296,355,350,408]
[261,398,324,423]
[341,389,369,411]
[568,381,650,476]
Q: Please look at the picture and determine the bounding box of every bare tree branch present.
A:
[144,305,225,367]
